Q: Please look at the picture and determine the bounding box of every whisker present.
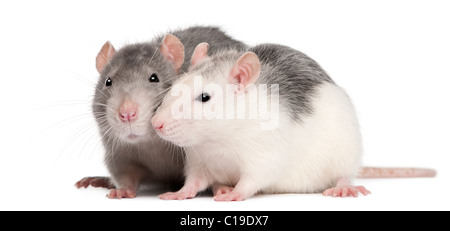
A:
[55,119,98,163]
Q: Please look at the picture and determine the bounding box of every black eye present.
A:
[149,73,159,83]
[196,93,211,103]
[105,77,112,87]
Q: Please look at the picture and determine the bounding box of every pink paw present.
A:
[322,185,371,198]
[213,185,234,196]
[214,191,245,202]
[75,177,115,189]
[107,188,137,199]
[159,190,197,200]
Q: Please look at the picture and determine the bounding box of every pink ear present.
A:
[229,52,261,90]
[96,41,116,73]
[191,42,209,66]
[160,34,185,71]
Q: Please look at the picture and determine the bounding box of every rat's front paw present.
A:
[159,190,197,200]
[107,188,137,199]
[214,191,245,202]
[213,184,234,196]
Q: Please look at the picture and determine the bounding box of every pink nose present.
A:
[119,102,138,122]
[151,117,164,131]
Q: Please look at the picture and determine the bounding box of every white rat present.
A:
[151,43,436,201]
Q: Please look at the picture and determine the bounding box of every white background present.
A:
[1,0,449,211]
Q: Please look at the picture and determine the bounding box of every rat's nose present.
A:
[119,101,138,122]
[151,117,164,131]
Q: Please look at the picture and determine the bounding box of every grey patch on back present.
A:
[192,43,334,122]
[250,44,334,121]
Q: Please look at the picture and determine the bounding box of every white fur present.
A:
[263,82,362,193]
[154,70,362,198]
[188,82,361,195]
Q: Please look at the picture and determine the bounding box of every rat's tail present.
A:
[357,167,436,178]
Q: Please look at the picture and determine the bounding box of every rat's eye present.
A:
[196,93,211,103]
[149,73,159,83]
[105,78,113,87]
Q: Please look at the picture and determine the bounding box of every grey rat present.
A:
[152,43,436,201]
[74,26,247,198]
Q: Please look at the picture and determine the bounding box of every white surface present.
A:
[1,0,449,211]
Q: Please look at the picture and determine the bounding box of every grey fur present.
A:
[169,26,248,72]
[251,44,334,121]
[92,26,246,192]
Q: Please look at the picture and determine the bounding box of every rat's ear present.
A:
[229,52,261,90]
[191,42,209,66]
[160,34,185,72]
[96,41,116,73]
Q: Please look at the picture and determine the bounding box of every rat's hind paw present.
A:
[322,185,370,197]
